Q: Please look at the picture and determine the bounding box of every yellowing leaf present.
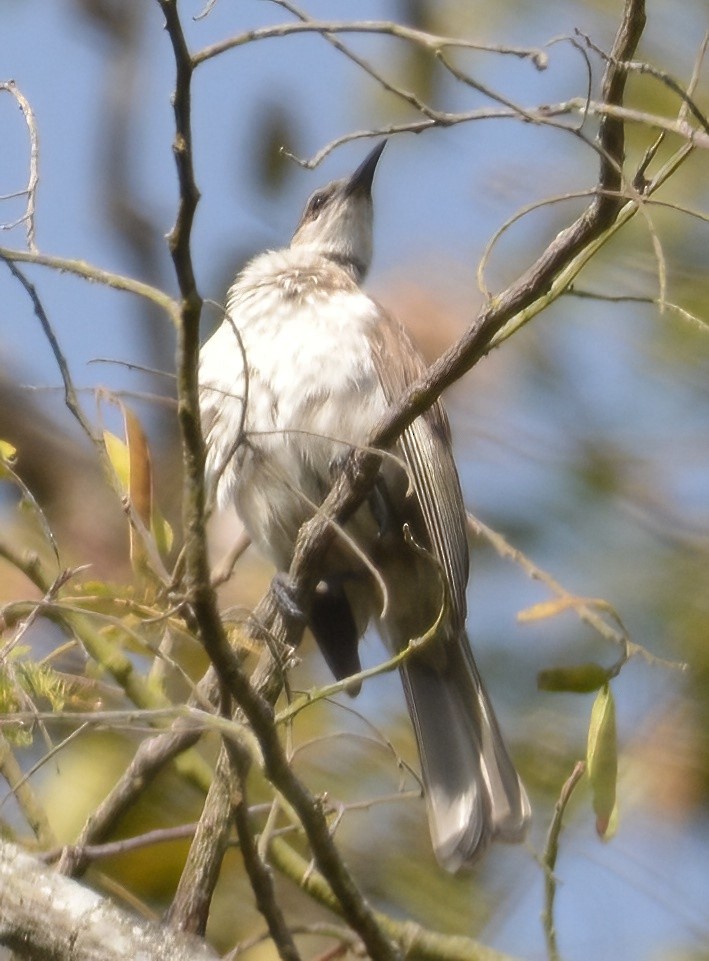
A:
[0,439,18,480]
[0,440,17,462]
[124,407,152,530]
[538,662,609,693]
[587,684,618,839]
[103,430,130,493]
[102,398,172,581]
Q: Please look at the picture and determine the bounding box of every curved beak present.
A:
[345,140,387,197]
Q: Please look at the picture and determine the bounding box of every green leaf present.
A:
[151,512,173,557]
[586,683,619,839]
[538,662,610,693]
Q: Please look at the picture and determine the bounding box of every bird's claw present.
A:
[328,450,351,483]
[272,572,307,622]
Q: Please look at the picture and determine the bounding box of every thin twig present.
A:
[567,288,707,333]
[43,821,199,865]
[468,514,686,673]
[267,836,520,961]
[0,246,179,320]
[3,260,97,444]
[541,761,586,961]
[282,93,708,171]
[224,922,360,961]
[577,31,709,136]
[0,723,89,819]
[0,442,61,569]
[272,0,443,124]
[225,737,303,961]
[56,695,212,877]
[193,18,546,68]
[679,33,709,127]
[0,732,56,847]
[0,81,39,250]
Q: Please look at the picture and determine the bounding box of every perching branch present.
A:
[247,0,654,667]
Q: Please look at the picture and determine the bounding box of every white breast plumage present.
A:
[199,248,387,566]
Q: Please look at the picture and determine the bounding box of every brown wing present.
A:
[369,304,469,632]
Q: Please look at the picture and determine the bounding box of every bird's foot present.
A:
[271,572,307,623]
[330,453,393,540]
[328,449,353,484]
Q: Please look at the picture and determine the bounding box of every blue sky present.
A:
[2,2,708,959]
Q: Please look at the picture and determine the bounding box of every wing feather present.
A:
[369,306,469,630]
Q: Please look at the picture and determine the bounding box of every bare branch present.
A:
[537,97,709,148]
[267,837,521,961]
[225,737,303,961]
[0,81,39,251]
[2,260,97,444]
[0,246,179,319]
[578,30,709,136]
[272,0,444,124]
[541,761,587,961]
[567,288,708,333]
[193,18,546,69]
[284,97,708,170]
[56,684,216,878]
[166,745,233,935]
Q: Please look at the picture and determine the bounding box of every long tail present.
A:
[400,633,530,871]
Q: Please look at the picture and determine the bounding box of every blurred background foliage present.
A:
[1,0,708,959]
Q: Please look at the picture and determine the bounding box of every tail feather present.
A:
[400,634,530,871]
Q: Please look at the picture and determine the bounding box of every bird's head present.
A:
[290,141,386,282]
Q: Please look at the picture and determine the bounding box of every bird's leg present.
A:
[368,476,396,539]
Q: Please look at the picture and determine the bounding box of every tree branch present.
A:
[225,738,303,961]
[245,0,653,674]
[0,841,220,961]
[267,837,520,961]
[165,744,233,935]
[159,1,401,957]
[193,18,546,68]
[0,247,179,319]
[0,82,39,251]
[541,762,587,961]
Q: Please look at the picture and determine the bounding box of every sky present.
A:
[2,2,708,959]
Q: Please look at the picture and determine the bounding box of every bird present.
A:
[199,141,531,870]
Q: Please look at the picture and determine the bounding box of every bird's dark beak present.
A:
[345,140,387,197]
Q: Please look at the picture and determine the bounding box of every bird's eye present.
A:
[309,192,326,218]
